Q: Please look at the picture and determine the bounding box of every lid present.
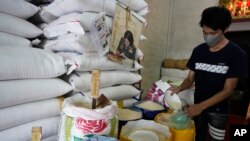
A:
[128,130,159,141]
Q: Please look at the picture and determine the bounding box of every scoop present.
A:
[164,90,182,110]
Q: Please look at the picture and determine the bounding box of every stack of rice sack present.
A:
[32,0,148,108]
[0,0,42,47]
[36,0,148,23]
[0,46,74,140]
[0,1,74,140]
[161,58,190,86]
[35,0,147,60]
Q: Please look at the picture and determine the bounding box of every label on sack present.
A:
[58,103,118,141]
[60,114,118,141]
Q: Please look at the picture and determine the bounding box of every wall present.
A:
[229,21,250,31]
[166,0,219,59]
[140,0,171,94]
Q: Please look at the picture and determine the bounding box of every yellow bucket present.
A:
[155,112,195,141]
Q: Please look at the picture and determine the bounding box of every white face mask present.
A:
[203,34,223,47]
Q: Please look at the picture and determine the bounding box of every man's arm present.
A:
[170,70,195,94]
[186,78,238,117]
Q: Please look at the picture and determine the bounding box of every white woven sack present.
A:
[56,51,81,66]
[0,116,60,141]
[40,0,115,23]
[47,32,109,56]
[68,71,142,92]
[0,46,67,80]
[63,93,139,109]
[136,6,149,16]
[40,0,148,23]
[0,98,62,131]
[59,96,118,140]
[42,135,58,141]
[41,33,91,53]
[160,76,184,84]
[0,78,73,108]
[82,85,141,100]
[47,12,113,32]
[136,48,144,61]
[0,12,42,38]
[0,32,32,47]
[161,68,189,79]
[56,53,143,73]
[43,20,85,39]
[116,98,139,108]
[80,12,113,32]
[37,23,49,30]
[0,0,39,19]
[77,55,143,72]
[117,0,148,12]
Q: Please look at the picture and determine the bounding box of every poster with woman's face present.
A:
[107,3,146,67]
[110,3,145,53]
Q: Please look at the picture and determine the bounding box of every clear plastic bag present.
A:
[170,110,191,130]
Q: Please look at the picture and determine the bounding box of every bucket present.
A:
[120,119,171,141]
[155,112,195,141]
[133,100,167,120]
[118,108,142,137]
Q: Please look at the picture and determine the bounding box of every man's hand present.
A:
[185,104,204,117]
[246,102,250,120]
[167,70,195,95]
[168,85,182,95]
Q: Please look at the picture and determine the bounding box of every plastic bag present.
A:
[145,80,170,105]
[170,111,191,130]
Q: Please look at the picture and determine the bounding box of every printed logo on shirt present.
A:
[195,63,229,74]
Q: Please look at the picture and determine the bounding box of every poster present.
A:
[90,12,111,56]
[108,3,146,67]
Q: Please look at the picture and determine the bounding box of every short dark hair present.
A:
[124,30,134,45]
[199,6,232,32]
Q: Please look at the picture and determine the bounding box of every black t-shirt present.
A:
[187,41,247,113]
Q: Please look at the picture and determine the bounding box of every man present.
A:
[170,6,248,141]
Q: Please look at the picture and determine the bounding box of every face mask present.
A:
[203,34,223,47]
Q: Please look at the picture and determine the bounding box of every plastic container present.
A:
[155,111,195,141]
[169,124,195,141]
[133,100,166,120]
[118,108,142,136]
[164,90,182,110]
[119,119,171,141]
[128,130,159,141]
